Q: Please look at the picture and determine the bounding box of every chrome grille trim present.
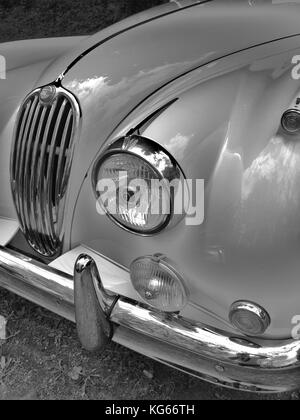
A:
[11,86,80,257]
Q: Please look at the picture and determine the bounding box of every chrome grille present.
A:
[11,86,80,257]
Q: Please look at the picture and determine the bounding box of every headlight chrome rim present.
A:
[92,135,186,235]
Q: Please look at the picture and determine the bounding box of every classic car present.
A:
[1,0,300,394]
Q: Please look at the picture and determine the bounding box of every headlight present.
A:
[92,135,185,234]
[130,255,189,312]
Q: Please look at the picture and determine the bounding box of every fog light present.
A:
[130,255,188,312]
[281,109,300,134]
[229,301,270,336]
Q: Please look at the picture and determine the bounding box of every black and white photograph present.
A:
[0,0,300,404]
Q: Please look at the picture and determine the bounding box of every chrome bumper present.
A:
[0,245,299,393]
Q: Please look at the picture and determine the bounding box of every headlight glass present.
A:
[93,136,184,234]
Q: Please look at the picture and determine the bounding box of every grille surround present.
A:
[11,85,81,257]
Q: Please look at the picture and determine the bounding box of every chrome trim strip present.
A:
[37,96,57,250]
[45,100,67,236]
[0,246,299,392]
[24,102,42,251]
[55,108,73,233]
[30,106,48,255]
[18,97,39,241]
[13,101,31,225]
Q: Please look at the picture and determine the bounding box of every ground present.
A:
[0,290,298,400]
[0,0,299,401]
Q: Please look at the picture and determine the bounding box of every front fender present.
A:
[70,36,300,339]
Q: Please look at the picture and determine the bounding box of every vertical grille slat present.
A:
[29,106,49,255]
[55,109,73,234]
[11,86,80,257]
[56,110,73,200]
[61,114,75,195]
[23,101,42,244]
[37,100,59,249]
[17,97,39,234]
[17,98,38,236]
[45,99,68,229]
[13,101,32,218]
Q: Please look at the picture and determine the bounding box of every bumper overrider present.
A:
[0,246,299,393]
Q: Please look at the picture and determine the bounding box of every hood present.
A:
[49,0,300,198]
[39,0,300,86]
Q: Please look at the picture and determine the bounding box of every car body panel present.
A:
[49,244,141,301]
[1,36,86,73]
[0,217,19,246]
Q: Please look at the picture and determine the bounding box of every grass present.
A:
[0,0,168,43]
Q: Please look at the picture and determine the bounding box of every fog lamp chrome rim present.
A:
[229,301,271,336]
[130,254,189,313]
